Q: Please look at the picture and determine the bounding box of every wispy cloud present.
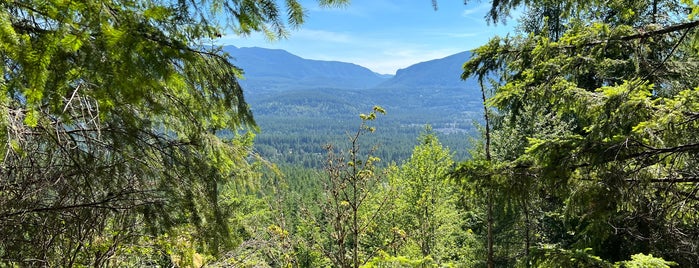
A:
[208,0,516,75]
[345,51,459,75]
[446,32,480,38]
[305,0,410,20]
[425,31,480,38]
[305,2,366,16]
[295,29,353,43]
[462,3,490,17]
[308,45,464,75]
[213,27,496,74]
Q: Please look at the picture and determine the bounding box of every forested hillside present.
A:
[1,0,698,267]
[224,46,390,92]
[378,51,472,89]
[231,46,483,165]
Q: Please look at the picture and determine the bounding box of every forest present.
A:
[0,0,698,267]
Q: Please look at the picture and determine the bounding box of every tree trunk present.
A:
[480,79,495,268]
[487,190,495,268]
[524,200,531,265]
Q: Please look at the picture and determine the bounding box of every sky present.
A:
[218,0,516,75]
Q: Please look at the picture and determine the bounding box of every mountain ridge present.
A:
[224,46,390,91]
[224,45,483,113]
[225,45,483,165]
[224,45,476,92]
[377,51,473,89]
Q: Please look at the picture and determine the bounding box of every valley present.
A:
[224,46,483,164]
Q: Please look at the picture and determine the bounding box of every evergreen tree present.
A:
[302,107,398,268]
[386,127,479,266]
[0,0,347,265]
[461,0,699,265]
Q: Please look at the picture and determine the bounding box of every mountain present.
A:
[223,46,389,91]
[233,47,483,117]
[377,51,473,89]
[357,51,481,121]
[224,47,483,165]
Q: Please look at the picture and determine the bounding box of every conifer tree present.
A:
[0,0,347,265]
[461,0,699,265]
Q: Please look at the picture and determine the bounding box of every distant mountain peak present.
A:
[223,45,390,91]
[379,51,472,89]
[223,45,475,93]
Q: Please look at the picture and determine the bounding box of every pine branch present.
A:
[509,142,699,173]
[0,191,158,219]
[630,142,699,158]
[563,20,699,49]
[620,20,699,41]
[496,20,699,54]
[625,177,699,183]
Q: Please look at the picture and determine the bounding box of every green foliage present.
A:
[614,253,678,268]
[0,0,348,266]
[389,128,455,257]
[530,246,613,268]
[460,0,699,266]
[530,248,679,268]
[300,107,395,268]
[362,251,437,268]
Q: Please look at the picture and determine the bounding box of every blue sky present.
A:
[218,0,515,75]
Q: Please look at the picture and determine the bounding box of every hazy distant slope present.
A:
[377,51,473,89]
[365,50,482,120]
[237,47,483,121]
[223,46,390,91]
[228,47,482,164]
